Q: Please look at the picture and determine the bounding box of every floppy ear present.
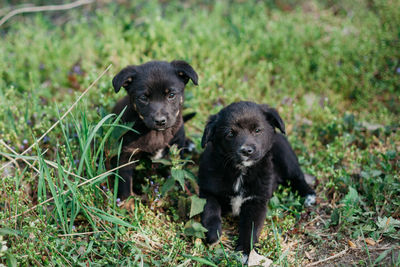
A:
[201,114,218,148]
[259,104,286,134]
[112,66,137,93]
[170,60,198,85]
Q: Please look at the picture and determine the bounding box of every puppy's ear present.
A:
[170,60,198,85]
[260,104,286,134]
[112,66,137,93]
[201,114,218,148]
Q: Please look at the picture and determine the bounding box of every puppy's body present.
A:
[199,101,315,255]
[111,60,198,199]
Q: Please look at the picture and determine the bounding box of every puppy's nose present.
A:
[240,145,254,156]
[154,116,167,126]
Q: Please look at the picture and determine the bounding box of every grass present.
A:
[0,0,399,266]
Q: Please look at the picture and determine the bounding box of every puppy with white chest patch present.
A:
[111,60,198,200]
[198,101,316,255]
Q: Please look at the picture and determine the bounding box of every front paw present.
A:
[206,230,220,245]
[184,138,196,153]
[235,244,250,265]
[236,241,252,255]
[304,194,316,207]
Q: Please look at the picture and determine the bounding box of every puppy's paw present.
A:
[241,253,249,265]
[182,138,196,153]
[187,142,196,152]
[184,138,196,153]
[304,194,316,207]
[206,232,220,246]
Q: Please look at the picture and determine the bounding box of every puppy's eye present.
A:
[139,95,148,103]
[227,130,235,138]
[254,128,262,134]
[167,92,176,99]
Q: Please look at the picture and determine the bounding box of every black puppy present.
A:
[111,60,198,200]
[199,101,315,255]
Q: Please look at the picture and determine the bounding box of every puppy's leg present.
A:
[112,153,135,200]
[201,195,222,244]
[272,134,316,206]
[237,199,267,255]
[116,166,134,200]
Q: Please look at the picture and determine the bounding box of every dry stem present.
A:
[0,0,94,27]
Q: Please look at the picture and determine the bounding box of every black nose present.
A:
[154,117,167,126]
[240,145,254,156]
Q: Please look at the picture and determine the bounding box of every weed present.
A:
[1,0,399,265]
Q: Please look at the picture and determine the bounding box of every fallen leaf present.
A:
[348,240,357,248]
[123,198,136,213]
[248,250,273,267]
[221,235,228,241]
[365,238,376,246]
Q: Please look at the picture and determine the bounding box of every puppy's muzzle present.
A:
[237,144,257,168]
[153,116,167,127]
[239,145,254,157]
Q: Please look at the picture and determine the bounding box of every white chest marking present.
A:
[231,195,253,216]
[242,160,254,167]
[233,175,243,193]
[231,171,253,216]
[151,149,164,160]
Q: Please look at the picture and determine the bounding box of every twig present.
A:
[0,0,94,27]
[0,64,112,173]
[0,4,34,17]
[353,246,397,251]
[306,247,349,266]
[0,151,21,176]
[1,152,138,222]
[0,140,40,174]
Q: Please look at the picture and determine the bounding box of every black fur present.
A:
[198,101,315,255]
[111,60,198,200]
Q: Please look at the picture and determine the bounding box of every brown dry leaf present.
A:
[123,198,136,213]
[365,238,376,246]
[348,240,357,248]
[305,251,314,260]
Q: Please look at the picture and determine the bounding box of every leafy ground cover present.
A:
[0,0,399,266]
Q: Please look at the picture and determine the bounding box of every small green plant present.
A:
[1,0,399,265]
[156,145,197,196]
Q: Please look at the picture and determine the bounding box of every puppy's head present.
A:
[112,60,198,130]
[201,101,285,168]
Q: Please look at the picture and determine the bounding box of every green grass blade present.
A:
[182,254,218,267]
